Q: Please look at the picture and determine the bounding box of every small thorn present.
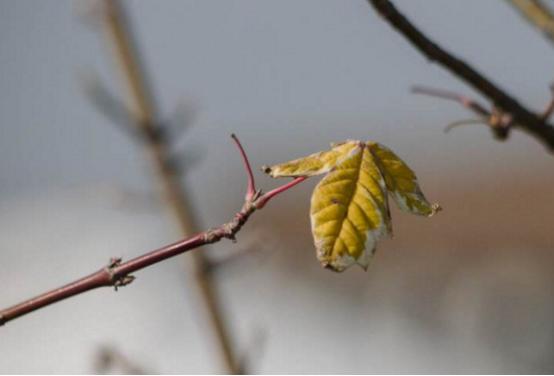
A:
[113,275,135,291]
[108,257,122,268]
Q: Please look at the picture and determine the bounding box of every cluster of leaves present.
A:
[265,140,440,272]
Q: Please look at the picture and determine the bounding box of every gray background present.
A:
[1,0,554,373]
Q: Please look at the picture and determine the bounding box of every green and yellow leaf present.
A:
[264,140,439,272]
[368,142,440,217]
[263,141,358,178]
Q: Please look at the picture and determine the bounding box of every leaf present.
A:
[263,141,358,178]
[368,142,440,216]
[265,140,440,272]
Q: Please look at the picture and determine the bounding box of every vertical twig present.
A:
[99,1,239,372]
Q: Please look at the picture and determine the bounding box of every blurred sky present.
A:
[2,0,554,200]
[1,0,554,373]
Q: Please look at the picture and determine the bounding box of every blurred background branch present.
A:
[2,1,554,373]
[368,0,554,150]
[94,0,240,372]
[412,84,554,135]
[94,345,150,374]
[509,0,554,44]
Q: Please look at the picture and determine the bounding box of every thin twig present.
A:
[412,85,508,135]
[98,1,241,372]
[509,0,554,44]
[444,119,488,133]
[368,0,554,151]
[232,133,257,201]
[412,85,491,117]
[256,177,307,208]
[413,84,554,139]
[0,136,307,327]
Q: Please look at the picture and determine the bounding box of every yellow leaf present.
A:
[264,141,358,178]
[264,140,439,272]
[368,142,441,217]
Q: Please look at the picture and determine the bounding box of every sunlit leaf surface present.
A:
[265,140,440,272]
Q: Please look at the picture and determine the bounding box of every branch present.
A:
[412,85,491,117]
[0,136,307,327]
[81,73,141,141]
[509,0,554,45]
[94,345,151,374]
[541,83,554,121]
[412,85,512,137]
[231,133,257,201]
[368,0,554,151]
[97,1,241,372]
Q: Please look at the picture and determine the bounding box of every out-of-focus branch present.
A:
[94,345,150,374]
[97,1,239,372]
[82,73,140,140]
[204,241,265,276]
[413,84,554,136]
[368,0,554,151]
[412,85,512,137]
[0,136,307,327]
[509,0,554,44]
[412,86,491,117]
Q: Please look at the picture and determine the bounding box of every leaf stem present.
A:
[256,177,308,209]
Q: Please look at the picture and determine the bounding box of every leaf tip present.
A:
[322,262,344,273]
[429,203,442,217]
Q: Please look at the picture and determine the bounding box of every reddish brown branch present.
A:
[231,133,257,201]
[0,136,307,326]
[368,0,554,151]
[256,177,307,208]
[98,1,240,372]
[0,236,205,325]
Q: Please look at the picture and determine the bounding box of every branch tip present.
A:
[231,134,257,200]
[444,119,487,133]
